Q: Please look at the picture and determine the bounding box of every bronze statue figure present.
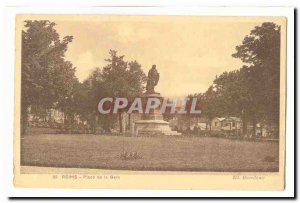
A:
[146,64,160,94]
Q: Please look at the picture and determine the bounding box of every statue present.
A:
[146,65,160,94]
[135,64,181,136]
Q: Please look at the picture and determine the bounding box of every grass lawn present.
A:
[21,133,279,172]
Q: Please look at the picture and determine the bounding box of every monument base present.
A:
[134,120,181,136]
[132,91,181,137]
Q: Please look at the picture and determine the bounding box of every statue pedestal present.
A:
[134,93,181,136]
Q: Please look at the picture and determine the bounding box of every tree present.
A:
[77,50,146,134]
[76,67,115,133]
[232,22,281,137]
[201,85,224,131]
[101,50,146,133]
[21,20,75,134]
[201,22,281,137]
[211,67,262,136]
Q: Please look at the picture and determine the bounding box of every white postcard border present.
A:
[2,5,294,197]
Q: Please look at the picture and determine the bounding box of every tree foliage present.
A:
[21,20,280,138]
[21,20,77,134]
[200,22,280,137]
[77,50,146,133]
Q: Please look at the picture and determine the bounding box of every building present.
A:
[193,122,207,131]
[169,115,208,132]
[211,117,225,131]
[211,117,242,131]
[247,123,277,138]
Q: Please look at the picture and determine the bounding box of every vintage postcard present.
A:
[14,14,287,190]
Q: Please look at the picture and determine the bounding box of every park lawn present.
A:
[21,134,279,172]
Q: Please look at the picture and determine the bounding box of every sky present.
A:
[50,15,284,97]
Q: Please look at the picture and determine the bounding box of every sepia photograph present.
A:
[13,14,287,190]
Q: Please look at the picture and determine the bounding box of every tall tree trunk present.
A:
[64,113,67,125]
[43,107,46,122]
[21,104,28,135]
[95,114,99,134]
[128,114,131,131]
[252,119,257,138]
[119,113,122,134]
[242,118,247,137]
[103,115,111,133]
